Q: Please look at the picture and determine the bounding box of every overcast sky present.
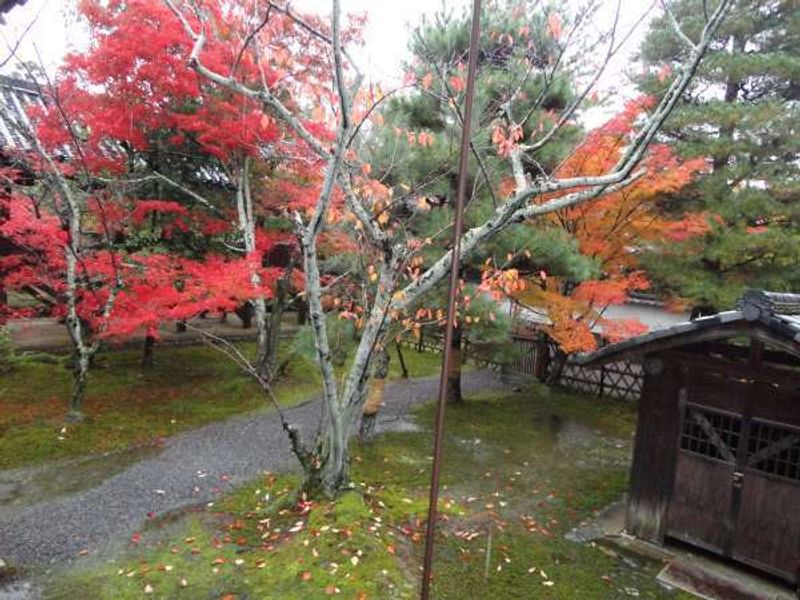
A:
[0,0,655,128]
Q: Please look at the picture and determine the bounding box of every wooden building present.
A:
[580,290,800,585]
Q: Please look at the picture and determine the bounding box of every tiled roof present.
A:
[578,290,800,365]
[0,0,26,16]
[0,74,45,150]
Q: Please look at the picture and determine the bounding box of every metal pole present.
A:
[420,0,481,597]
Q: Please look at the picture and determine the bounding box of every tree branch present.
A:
[660,0,698,51]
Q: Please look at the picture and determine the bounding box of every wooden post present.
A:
[533,335,551,381]
[598,364,605,397]
[421,1,481,594]
[626,357,682,543]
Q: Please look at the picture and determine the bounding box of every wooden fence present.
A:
[401,327,644,401]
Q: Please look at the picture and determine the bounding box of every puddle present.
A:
[553,418,597,448]
[377,416,421,434]
[0,443,162,512]
[0,580,41,600]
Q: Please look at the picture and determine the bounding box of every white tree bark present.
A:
[0,88,123,419]
[235,158,274,375]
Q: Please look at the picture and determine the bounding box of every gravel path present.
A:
[0,370,517,567]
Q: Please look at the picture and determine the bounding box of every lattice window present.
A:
[680,405,742,463]
[747,420,800,481]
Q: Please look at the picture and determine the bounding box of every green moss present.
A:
[0,343,443,470]
[0,344,316,469]
[333,491,372,525]
[43,385,689,599]
[386,344,446,379]
[48,474,411,599]
[367,485,430,522]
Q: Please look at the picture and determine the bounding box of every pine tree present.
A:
[367,1,584,399]
[638,0,800,308]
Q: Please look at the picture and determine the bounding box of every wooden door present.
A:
[666,403,742,553]
[668,401,800,583]
[732,417,800,582]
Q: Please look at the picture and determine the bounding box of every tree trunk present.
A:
[297,240,400,498]
[304,426,350,499]
[446,326,463,404]
[394,339,409,378]
[236,302,253,328]
[176,320,187,333]
[296,299,308,325]
[67,352,90,422]
[256,263,293,378]
[253,296,270,375]
[0,286,7,323]
[713,34,745,170]
[141,334,156,367]
[359,347,390,440]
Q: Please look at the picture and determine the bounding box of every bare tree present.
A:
[164,0,733,497]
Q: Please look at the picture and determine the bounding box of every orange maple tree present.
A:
[513,98,709,353]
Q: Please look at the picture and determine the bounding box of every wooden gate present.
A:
[667,387,800,583]
[733,416,800,581]
[667,403,742,553]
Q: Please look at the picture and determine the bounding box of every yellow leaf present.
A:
[311,105,326,122]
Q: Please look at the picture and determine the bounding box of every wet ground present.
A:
[0,370,518,598]
[0,444,161,513]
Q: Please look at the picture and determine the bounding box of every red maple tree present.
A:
[25,0,352,373]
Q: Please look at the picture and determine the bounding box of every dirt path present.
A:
[0,370,518,568]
